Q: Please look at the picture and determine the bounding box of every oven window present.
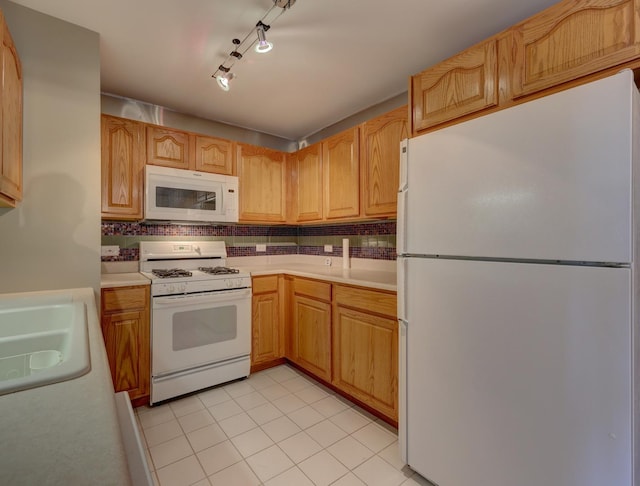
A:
[156,186,217,211]
[172,306,237,351]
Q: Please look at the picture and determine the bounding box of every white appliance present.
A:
[145,165,239,223]
[397,70,638,486]
[139,241,251,404]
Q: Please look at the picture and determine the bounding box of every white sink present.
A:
[0,290,90,395]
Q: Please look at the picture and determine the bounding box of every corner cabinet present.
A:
[361,106,408,217]
[237,143,287,223]
[411,38,499,134]
[323,127,360,220]
[101,115,145,220]
[100,285,150,405]
[251,275,284,368]
[511,0,640,97]
[0,11,22,208]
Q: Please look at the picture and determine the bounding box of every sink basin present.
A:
[0,291,90,395]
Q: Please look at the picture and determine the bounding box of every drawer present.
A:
[334,285,396,318]
[293,277,331,302]
[102,286,149,313]
[252,275,279,294]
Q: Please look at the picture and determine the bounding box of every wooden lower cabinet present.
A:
[100,285,150,404]
[281,276,398,422]
[251,275,284,367]
[332,286,398,421]
[289,278,332,382]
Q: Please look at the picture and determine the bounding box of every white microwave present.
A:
[144,165,239,223]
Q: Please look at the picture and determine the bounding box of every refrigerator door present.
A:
[405,258,632,486]
[405,70,635,264]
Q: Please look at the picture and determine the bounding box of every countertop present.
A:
[101,272,150,289]
[100,256,396,291]
[241,263,397,291]
[0,288,132,486]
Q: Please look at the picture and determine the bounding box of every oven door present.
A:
[151,288,251,377]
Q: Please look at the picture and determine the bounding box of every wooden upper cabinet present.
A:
[237,143,287,222]
[146,125,191,170]
[323,127,360,220]
[291,143,323,222]
[361,106,408,217]
[411,39,498,134]
[511,0,640,97]
[194,135,235,175]
[0,12,22,208]
[101,115,145,220]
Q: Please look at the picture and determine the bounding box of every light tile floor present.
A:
[135,364,433,486]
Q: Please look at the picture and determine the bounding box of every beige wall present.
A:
[0,1,101,294]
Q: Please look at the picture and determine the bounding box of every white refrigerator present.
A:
[397,69,638,486]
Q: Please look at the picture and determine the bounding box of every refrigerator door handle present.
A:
[397,256,407,321]
[399,139,408,192]
[397,190,408,256]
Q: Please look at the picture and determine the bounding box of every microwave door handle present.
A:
[153,288,251,306]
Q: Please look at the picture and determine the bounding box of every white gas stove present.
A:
[139,241,252,405]
[139,241,251,296]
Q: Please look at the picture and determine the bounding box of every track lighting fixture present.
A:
[255,22,273,54]
[212,0,296,91]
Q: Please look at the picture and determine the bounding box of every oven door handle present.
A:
[153,288,252,306]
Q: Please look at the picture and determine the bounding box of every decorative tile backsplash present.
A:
[101,221,396,261]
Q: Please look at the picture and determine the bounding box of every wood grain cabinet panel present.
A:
[146,125,192,170]
[323,127,360,220]
[333,285,397,421]
[194,135,235,175]
[237,143,287,222]
[290,143,323,222]
[361,106,408,217]
[251,275,283,367]
[333,305,398,420]
[101,115,145,220]
[511,0,640,97]
[292,294,332,381]
[101,286,150,404]
[411,39,498,134]
[0,11,22,208]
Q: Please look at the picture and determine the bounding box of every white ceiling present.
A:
[10,0,558,140]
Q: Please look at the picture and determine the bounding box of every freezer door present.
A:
[406,70,635,263]
[405,258,632,486]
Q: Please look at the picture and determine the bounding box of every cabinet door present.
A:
[333,305,398,420]
[292,143,323,222]
[194,135,235,175]
[323,127,360,220]
[146,125,192,170]
[512,0,640,97]
[101,116,145,220]
[361,106,408,217]
[101,309,150,400]
[292,294,332,381]
[252,275,282,366]
[101,286,150,402]
[237,143,287,222]
[411,39,498,133]
[0,13,22,207]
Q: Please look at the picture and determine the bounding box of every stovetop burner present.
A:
[151,268,193,278]
[198,266,240,275]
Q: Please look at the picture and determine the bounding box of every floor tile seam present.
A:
[194,436,244,478]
